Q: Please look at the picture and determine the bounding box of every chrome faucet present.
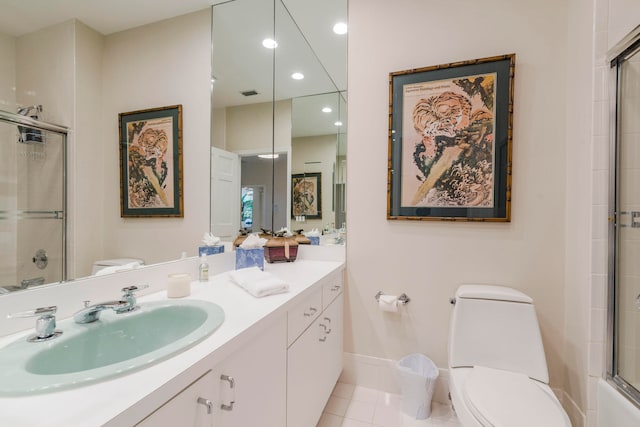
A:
[73,300,129,324]
[73,284,148,324]
[117,285,147,314]
[7,306,63,342]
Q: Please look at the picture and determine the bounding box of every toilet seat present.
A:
[462,366,571,427]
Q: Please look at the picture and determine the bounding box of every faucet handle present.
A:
[117,284,149,314]
[121,284,149,296]
[8,305,57,318]
[7,306,62,342]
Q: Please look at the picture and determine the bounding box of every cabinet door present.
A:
[216,315,287,427]
[320,293,343,388]
[287,293,344,427]
[136,371,216,427]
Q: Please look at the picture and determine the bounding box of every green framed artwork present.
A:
[387,54,514,222]
[119,105,183,217]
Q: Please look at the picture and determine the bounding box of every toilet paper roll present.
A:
[379,294,399,312]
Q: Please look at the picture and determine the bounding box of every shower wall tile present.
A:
[593,66,609,102]
[593,100,609,137]
[592,135,609,171]
[591,170,608,206]
[591,274,607,310]
[591,205,608,240]
[0,32,16,110]
[591,308,606,343]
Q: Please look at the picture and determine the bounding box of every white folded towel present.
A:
[94,262,141,276]
[229,267,289,298]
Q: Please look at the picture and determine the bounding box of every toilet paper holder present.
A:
[375,291,410,305]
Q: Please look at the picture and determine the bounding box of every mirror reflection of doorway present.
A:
[241,186,264,231]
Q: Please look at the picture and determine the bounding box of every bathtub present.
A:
[598,379,640,426]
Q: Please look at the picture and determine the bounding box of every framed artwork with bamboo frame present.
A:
[119,104,184,217]
[291,172,322,220]
[387,54,514,222]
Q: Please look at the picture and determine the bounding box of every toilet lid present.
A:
[94,258,143,267]
[463,366,570,427]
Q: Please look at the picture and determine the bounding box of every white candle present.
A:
[167,273,191,298]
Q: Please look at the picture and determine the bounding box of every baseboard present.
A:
[338,352,451,405]
[556,387,586,426]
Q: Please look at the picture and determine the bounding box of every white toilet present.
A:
[91,258,144,275]
[448,284,571,427]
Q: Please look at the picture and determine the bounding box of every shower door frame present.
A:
[0,109,69,286]
[606,26,640,409]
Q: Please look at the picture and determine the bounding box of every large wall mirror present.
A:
[210,0,347,239]
[0,0,346,295]
[0,2,215,293]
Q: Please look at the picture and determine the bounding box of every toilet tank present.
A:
[448,284,549,383]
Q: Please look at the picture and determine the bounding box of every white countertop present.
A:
[0,259,344,427]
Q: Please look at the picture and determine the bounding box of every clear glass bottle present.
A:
[198,254,209,282]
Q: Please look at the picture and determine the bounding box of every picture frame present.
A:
[387,54,514,222]
[291,172,322,220]
[119,105,184,217]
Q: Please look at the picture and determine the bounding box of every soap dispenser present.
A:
[198,254,209,282]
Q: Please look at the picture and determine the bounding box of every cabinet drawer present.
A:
[288,288,322,346]
[322,275,343,310]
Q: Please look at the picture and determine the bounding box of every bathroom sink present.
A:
[0,299,225,395]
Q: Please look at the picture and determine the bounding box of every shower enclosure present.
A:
[0,109,68,293]
[608,27,640,408]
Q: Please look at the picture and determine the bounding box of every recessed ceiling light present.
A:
[291,72,304,80]
[334,121,343,126]
[262,38,278,49]
[333,22,348,35]
[322,107,332,113]
[258,153,279,159]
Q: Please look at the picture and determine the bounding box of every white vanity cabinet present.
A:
[287,273,344,427]
[138,315,287,427]
[0,260,345,427]
[136,370,216,427]
[214,314,287,427]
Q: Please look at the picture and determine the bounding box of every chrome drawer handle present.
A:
[319,323,328,341]
[220,374,235,411]
[197,397,213,414]
[303,307,317,317]
[323,317,332,333]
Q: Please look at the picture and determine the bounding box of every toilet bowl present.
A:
[448,285,571,427]
[92,258,144,275]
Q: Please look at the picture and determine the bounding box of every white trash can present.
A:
[396,353,439,419]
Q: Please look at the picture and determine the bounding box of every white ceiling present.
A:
[0,0,215,36]
[0,0,347,140]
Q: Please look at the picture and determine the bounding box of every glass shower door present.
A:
[612,39,640,402]
[0,115,67,292]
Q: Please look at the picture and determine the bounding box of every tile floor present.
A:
[316,382,462,427]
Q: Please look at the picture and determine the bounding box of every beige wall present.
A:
[70,21,104,278]
[563,0,594,423]
[224,99,292,154]
[101,9,212,266]
[347,0,569,393]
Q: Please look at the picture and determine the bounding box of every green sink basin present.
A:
[0,299,225,395]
